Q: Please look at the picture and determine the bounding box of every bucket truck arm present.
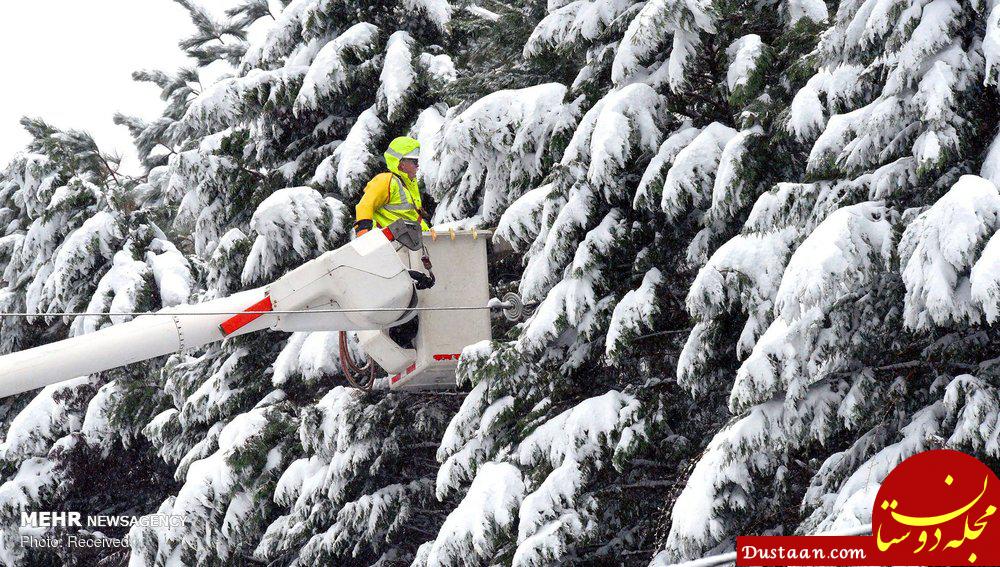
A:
[0,221,423,398]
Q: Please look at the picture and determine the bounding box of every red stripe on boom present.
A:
[219,296,273,336]
[433,353,463,361]
[390,363,418,385]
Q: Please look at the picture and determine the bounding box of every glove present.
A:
[354,219,373,237]
[408,270,436,290]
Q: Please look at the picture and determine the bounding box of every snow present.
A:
[729,202,893,411]
[613,0,717,85]
[146,239,193,307]
[241,0,319,68]
[809,403,946,534]
[274,456,327,507]
[943,374,1000,456]
[184,67,308,133]
[520,184,590,302]
[661,123,738,219]
[900,175,1000,329]
[971,230,1000,323]
[704,126,763,228]
[40,210,122,313]
[294,23,380,114]
[518,391,639,469]
[208,228,249,295]
[774,202,893,321]
[420,52,457,84]
[687,228,795,320]
[494,184,553,252]
[562,83,664,193]
[514,462,586,565]
[464,4,500,21]
[412,105,446,190]
[987,4,1000,86]
[806,97,904,174]
[786,0,828,23]
[887,0,961,92]
[170,408,273,556]
[379,32,417,122]
[982,130,1000,187]
[520,211,624,353]
[436,380,505,498]
[427,83,576,223]
[242,186,345,283]
[667,30,701,91]
[787,72,829,141]
[71,251,149,336]
[0,458,60,539]
[605,268,663,360]
[422,462,525,567]
[310,479,434,559]
[81,381,121,456]
[525,0,637,57]
[635,124,701,209]
[404,0,453,30]
[327,106,386,197]
[726,35,763,93]
[664,400,783,560]
[272,331,349,386]
[0,377,91,462]
[438,379,491,462]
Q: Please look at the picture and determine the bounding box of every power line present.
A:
[0,304,509,318]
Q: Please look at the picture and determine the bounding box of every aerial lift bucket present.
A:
[359,229,492,391]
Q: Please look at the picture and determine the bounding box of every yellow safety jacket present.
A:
[356,172,429,230]
[356,136,430,231]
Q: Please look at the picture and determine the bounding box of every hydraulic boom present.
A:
[0,222,426,398]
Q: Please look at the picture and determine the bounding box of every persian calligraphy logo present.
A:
[873,449,1000,566]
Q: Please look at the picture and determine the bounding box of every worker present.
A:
[354,136,431,236]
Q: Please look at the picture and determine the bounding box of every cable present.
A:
[339,331,376,392]
[0,304,514,318]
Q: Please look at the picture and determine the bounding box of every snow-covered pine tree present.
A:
[0,119,190,565]
[410,0,829,563]
[655,0,1000,562]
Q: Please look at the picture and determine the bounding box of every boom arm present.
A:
[0,226,418,398]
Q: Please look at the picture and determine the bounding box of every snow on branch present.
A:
[613,0,716,88]
[419,462,525,567]
[71,251,150,336]
[562,83,665,196]
[39,211,123,316]
[731,203,893,411]
[146,238,194,308]
[0,378,92,462]
[900,175,1000,330]
[495,184,554,253]
[315,106,386,198]
[242,186,347,284]
[605,268,664,362]
[379,31,417,123]
[661,123,738,221]
[294,22,381,114]
[427,84,578,224]
[403,0,453,31]
[524,0,638,58]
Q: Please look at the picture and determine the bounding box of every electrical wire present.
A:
[0,304,512,318]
